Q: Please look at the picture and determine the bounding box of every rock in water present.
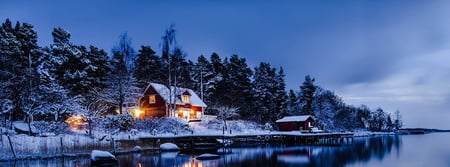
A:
[160,143,180,152]
[195,153,221,160]
[91,150,118,166]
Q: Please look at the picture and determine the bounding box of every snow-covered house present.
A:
[276,115,315,131]
[137,83,207,121]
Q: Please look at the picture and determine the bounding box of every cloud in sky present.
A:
[2,0,450,128]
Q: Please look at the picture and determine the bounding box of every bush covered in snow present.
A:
[197,118,265,134]
[117,112,134,131]
[133,117,190,135]
[33,121,70,135]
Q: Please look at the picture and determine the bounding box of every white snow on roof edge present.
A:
[148,83,207,107]
[275,115,313,123]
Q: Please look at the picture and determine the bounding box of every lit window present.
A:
[149,95,156,104]
[181,95,190,103]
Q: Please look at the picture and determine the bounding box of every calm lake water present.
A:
[1,133,450,167]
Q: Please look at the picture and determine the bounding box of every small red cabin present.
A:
[137,83,207,122]
[276,115,315,131]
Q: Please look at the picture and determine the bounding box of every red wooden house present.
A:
[137,83,207,122]
[276,115,315,131]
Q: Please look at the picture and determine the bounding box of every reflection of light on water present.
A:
[180,158,226,167]
[181,158,203,167]
[161,151,179,159]
[277,147,311,165]
[277,155,310,164]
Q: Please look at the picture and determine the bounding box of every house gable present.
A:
[137,82,207,121]
[276,115,315,131]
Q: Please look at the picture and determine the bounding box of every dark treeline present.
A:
[0,19,402,132]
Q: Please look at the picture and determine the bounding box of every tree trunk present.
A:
[27,114,32,136]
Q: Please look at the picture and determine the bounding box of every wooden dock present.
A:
[139,132,354,151]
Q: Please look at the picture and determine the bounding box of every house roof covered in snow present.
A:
[145,83,207,107]
[275,115,314,123]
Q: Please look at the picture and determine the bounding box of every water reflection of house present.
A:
[137,83,207,122]
[277,148,311,165]
[276,115,315,131]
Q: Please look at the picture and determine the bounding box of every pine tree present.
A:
[191,55,211,103]
[393,109,403,130]
[226,55,253,118]
[0,19,43,132]
[134,45,163,87]
[50,27,89,96]
[300,75,316,116]
[84,45,111,90]
[287,89,300,115]
[170,48,193,89]
[252,62,278,123]
[207,53,227,105]
[274,67,288,119]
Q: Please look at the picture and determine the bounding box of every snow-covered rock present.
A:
[90,150,117,165]
[160,143,180,151]
[14,122,37,135]
[195,153,221,160]
[132,146,142,152]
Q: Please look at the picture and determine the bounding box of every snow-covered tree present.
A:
[274,67,288,119]
[191,55,211,103]
[369,108,388,131]
[169,48,193,89]
[134,45,163,87]
[49,27,91,96]
[214,105,239,130]
[355,105,371,129]
[252,62,278,123]
[207,53,227,106]
[393,109,403,130]
[0,99,13,127]
[0,19,43,133]
[108,51,139,114]
[287,89,301,115]
[313,88,342,129]
[224,55,253,118]
[300,75,316,116]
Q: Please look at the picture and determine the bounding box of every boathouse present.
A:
[276,115,315,131]
[137,83,207,122]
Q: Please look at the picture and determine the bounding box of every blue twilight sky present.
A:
[2,0,450,129]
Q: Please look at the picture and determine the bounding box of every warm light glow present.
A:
[182,95,190,103]
[149,95,156,104]
[130,108,143,118]
[65,114,88,131]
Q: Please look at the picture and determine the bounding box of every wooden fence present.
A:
[0,134,121,160]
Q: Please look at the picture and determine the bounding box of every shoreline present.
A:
[0,130,398,162]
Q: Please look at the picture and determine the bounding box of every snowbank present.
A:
[160,143,180,151]
[14,122,37,135]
